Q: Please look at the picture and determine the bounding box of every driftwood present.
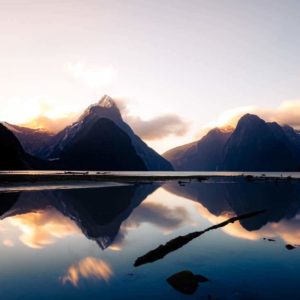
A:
[134,210,265,267]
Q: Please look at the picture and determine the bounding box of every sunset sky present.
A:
[1,0,300,152]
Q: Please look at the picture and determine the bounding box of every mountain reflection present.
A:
[109,195,192,250]
[0,183,159,249]
[1,179,299,252]
[164,179,300,244]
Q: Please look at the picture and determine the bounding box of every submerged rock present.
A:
[166,270,208,295]
[286,244,296,250]
[262,238,276,242]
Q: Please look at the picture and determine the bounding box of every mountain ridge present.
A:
[164,113,300,171]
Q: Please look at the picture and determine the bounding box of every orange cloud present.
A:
[8,209,80,249]
[61,257,113,287]
[126,115,189,140]
[209,100,300,129]
[21,114,78,133]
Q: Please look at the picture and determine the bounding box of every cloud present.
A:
[21,114,78,133]
[210,100,300,130]
[65,61,116,88]
[14,95,189,139]
[125,114,190,140]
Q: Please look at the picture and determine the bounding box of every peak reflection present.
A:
[0,183,159,249]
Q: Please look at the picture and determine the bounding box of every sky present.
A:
[0,0,300,153]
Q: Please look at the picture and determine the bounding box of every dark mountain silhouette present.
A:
[164,127,232,170]
[0,123,47,170]
[57,118,147,170]
[41,95,173,171]
[0,95,173,171]
[222,114,298,171]
[165,113,300,171]
[1,122,53,157]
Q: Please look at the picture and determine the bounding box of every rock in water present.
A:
[286,244,296,250]
[166,270,208,295]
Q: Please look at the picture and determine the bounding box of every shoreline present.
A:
[0,171,298,187]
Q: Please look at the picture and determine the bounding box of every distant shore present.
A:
[0,171,298,186]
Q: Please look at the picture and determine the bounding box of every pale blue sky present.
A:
[0,0,300,151]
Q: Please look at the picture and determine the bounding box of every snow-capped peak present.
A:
[98,95,117,108]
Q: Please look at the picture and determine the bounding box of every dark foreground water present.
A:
[0,178,299,299]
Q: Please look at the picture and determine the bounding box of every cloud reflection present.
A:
[109,195,192,251]
[8,209,79,249]
[61,257,112,287]
[194,202,300,245]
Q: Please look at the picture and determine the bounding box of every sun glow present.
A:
[0,96,80,132]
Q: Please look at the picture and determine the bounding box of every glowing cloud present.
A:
[66,61,116,88]
[61,257,113,287]
[126,114,189,140]
[0,96,79,132]
[209,99,300,130]
[21,114,78,133]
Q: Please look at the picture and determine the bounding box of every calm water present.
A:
[0,178,299,299]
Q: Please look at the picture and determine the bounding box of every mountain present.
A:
[222,114,298,171]
[0,123,45,170]
[165,114,300,171]
[1,122,53,157]
[164,127,233,171]
[43,95,173,171]
[57,118,147,170]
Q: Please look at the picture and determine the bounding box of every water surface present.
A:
[0,178,299,299]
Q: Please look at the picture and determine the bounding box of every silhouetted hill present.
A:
[58,118,147,170]
[165,114,300,171]
[43,95,173,171]
[164,127,232,170]
[222,114,298,171]
[1,122,53,157]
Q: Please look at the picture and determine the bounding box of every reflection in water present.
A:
[195,203,300,244]
[0,180,299,299]
[1,179,300,251]
[135,210,264,267]
[111,198,191,250]
[0,184,160,249]
[61,257,112,287]
[164,179,300,244]
[8,209,79,249]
